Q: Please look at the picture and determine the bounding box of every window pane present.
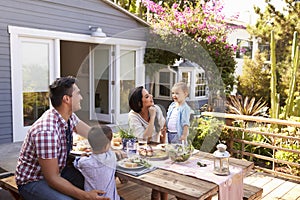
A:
[195,72,206,97]
[181,72,191,98]
[159,72,170,84]
[94,48,109,114]
[22,41,50,126]
[236,39,253,59]
[158,72,171,97]
[23,92,49,126]
[120,50,136,114]
[159,85,170,96]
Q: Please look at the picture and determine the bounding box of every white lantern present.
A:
[213,144,230,176]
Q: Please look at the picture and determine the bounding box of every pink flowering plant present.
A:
[143,0,239,93]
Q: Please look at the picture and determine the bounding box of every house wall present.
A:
[227,27,251,77]
[0,0,148,144]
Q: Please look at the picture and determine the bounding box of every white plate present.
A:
[111,141,123,150]
[111,144,123,150]
[118,160,144,170]
[152,144,167,151]
[70,150,92,156]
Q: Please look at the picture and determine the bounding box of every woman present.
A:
[128,86,168,200]
[128,86,166,143]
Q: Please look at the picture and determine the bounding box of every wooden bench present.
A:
[0,173,22,200]
[243,183,263,200]
[1,174,263,200]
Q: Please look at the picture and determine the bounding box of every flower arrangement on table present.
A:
[117,127,136,151]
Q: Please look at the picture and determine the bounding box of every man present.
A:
[15,76,109,200]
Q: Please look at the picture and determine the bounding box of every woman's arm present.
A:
[144,106,156,138]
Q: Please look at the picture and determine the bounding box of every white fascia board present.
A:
[8,25,146,47]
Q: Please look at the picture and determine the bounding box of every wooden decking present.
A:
[116,170,300,200]
[244,171,300,200]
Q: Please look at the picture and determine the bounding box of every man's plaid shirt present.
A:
[15,108,79,186]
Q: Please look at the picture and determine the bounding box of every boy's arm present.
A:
[74,120,91,138]
[180,125,189,141]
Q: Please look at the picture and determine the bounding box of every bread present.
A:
[124,162,138,168]
[113,141,121,146]
[112,137,122,143]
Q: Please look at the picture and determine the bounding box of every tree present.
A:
[247,1,300,107]
[142,0,238,94]
[237,52,270,104]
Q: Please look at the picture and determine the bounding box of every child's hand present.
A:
[159,125,166,142]
[179,135,187,141]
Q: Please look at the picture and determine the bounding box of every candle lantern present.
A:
[213,143,230,176]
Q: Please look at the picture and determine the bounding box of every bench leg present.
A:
[8,190,22,200]
[117,176,128,184]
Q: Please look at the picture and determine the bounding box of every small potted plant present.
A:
[118,127,136,151]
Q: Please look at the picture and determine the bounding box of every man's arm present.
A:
[75,120,91,138]
[38,158,109,200]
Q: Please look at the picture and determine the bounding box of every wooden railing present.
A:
[200,112,300,181]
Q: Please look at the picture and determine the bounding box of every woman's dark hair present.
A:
[49,76,76,108]
[128,86,144,113]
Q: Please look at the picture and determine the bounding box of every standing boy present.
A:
[166,82,191,144]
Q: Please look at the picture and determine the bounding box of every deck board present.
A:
[264,180,298,199]
[244,172,275,188]
[280,183,300,200]
[260,178,286,198]
[116,171,300,200]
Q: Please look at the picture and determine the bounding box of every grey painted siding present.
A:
[0,0,148,144]
[0,0,147,38]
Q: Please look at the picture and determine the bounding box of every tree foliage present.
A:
[237,52,271,104]
[246,1,300,107]
[142,0,237,94]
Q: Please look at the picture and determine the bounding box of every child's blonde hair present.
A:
[172,82,189,94]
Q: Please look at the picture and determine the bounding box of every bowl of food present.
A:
[167,144,194,162]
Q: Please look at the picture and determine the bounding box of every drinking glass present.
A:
[126,140,137,157]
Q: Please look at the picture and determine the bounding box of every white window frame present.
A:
[155,68,176,100]
[194,71,207,98]
[178,66,208,101]
[9,25,146,141]
[115,45,145,125]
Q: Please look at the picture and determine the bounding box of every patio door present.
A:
[90,45,144,125]
[115,46,142,125]
[11,37,58,141]
[90,45,113,123]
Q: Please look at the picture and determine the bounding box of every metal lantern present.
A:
[213,144,230,176]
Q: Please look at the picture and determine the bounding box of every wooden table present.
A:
[116,151,254,200]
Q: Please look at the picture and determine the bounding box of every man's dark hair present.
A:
[49,76,76,108]
[128,86,143,113]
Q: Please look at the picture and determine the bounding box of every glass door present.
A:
[11,37,57,141]
[90,45,113,123]
[115,47,137,125]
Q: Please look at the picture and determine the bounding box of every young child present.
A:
[166,82,191,144]
[74,125,123,200]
